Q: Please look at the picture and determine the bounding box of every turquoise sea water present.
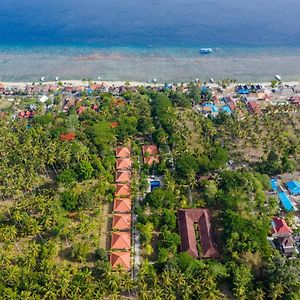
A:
[1,0,300,81]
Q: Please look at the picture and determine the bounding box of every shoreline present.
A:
[1,80,300,90]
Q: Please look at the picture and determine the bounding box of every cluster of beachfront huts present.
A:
[110,147,132,270]
[198,83,300,118]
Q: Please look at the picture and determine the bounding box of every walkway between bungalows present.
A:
[99,202,111,250]
[132,150,142,279]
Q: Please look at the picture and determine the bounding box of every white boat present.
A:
[200,48,213,54]
[275,75,282,81]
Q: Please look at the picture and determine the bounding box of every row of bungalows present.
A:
[142,144,159,166]
[110,147,132,271]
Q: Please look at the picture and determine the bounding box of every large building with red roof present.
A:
[177,209,219,259]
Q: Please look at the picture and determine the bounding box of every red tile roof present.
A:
[115,147,131,158]
[177,209,219,259]
[247,101,261,114]
[116,158,132,170]
[90,83,104,91]
[111,232,131,249]
[113,198,132,213]
[144,156,160,166]
[111,122,119,128]
[115,184,131,197]
[112,214,131,230]
[60,133,76,141]
[77,106,86,115]
[272,217,292,236]
[110,251,131,270]
[142,145,158,156]
[115,171,132,183]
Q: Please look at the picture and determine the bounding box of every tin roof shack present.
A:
[286,181,300,196]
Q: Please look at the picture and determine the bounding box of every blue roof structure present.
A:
[278,192,294,212]
[238,89,249,95]
[201,86,209,94]
[286,181,300,195]
[270,178,278,192]
[222,105,232,114]
[203,103,219,113]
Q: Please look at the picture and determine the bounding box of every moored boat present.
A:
[200,48,213,54]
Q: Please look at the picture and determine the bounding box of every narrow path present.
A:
[99,202,110,250]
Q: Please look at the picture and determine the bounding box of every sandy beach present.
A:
[1,80,299,89]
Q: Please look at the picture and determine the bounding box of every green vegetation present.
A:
[0,84,299,299]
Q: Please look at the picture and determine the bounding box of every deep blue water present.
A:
[1,0,300,48]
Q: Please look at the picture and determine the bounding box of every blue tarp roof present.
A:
[286,181,300,195]
[270,178,278,192]
[222,105,232,114]
[203,103,219,113]
[278,192,294,212]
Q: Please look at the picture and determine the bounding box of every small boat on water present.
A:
[200,48,213,55]
[275,74,282,81]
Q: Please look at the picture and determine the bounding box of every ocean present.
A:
[1,0,300,82]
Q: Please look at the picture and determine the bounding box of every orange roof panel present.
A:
[116,158,132,170]
[113,214,131,230]
[113,198,132,213]
[115,147,131,158]
[115,171,132,183]
[110,251,131,270]
[142,145,158,156]
[115,184,131,197]
[144,156,160,166]
[111,232,131,250]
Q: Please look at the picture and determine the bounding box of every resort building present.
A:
[110,251,131,270]
[115,171,132,183]
[116,158,132,170]
[144,156,160,166]
[115,147,131,158]
[111,232,131,250]
[115,184,131,197]
[177,208,219,259]
[112,214,131,231]
[142,145,158,156]
[113,198,132,213]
